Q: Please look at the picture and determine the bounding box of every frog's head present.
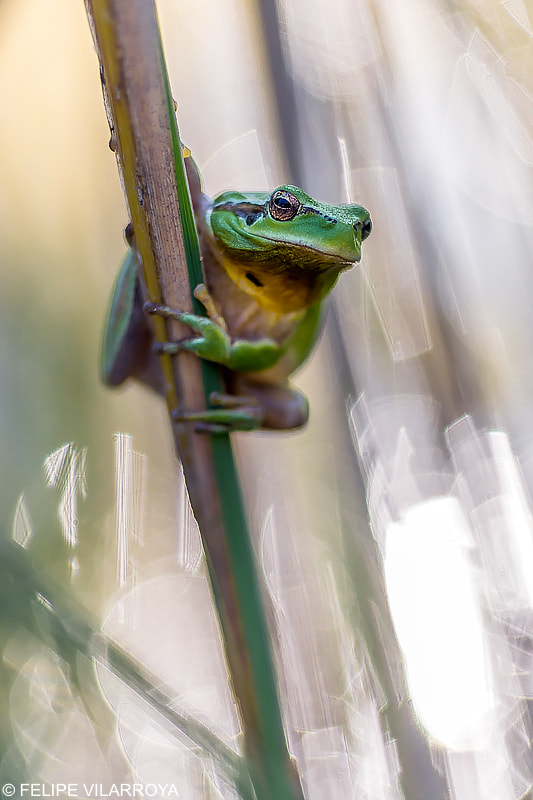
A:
[208,185,371,313]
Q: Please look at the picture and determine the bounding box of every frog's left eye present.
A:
[269,190,300,221]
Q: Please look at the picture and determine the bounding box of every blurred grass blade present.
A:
[0,539,255,800]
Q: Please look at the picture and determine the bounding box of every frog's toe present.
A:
[209,391,261,409]
[152,340,185,355]
[144,300,187,321]
[171,405,264,433]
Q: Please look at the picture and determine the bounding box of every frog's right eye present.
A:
[269,190,300,221]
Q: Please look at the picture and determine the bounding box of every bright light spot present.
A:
[384,496,495,750]
[43,443,87,548]
[114,432,131,587]
[488,431,533,609]
[12,494,33,548]
[114,433,147,588]
[36,593,54,613]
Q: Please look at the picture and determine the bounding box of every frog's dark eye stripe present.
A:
[214,201,264,226]
[245,211,263,226]
[301,205,338,224]
[269,190,300,221]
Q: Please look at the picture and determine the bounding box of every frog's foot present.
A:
[172,393,263,433]
[146,300,281,372]
[146,300,232,364]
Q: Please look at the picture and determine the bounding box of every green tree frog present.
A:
[102,155,371,431]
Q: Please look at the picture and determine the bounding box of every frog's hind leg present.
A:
[102,252,165,393]
[171,378,308,433]
[232,376,309,430]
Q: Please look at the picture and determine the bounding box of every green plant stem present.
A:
[84,2,303,798]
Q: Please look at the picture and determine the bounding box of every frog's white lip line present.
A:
[242,232,361,263]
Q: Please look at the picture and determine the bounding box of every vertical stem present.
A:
[85,2,303,797]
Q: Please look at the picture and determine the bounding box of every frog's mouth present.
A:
[219,233,362,273]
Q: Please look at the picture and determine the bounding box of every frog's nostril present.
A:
[361,217,372,240]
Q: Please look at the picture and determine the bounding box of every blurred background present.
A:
[1,0,533,797]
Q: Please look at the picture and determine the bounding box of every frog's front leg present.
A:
[146,292,289,431]
[144,295,282,372]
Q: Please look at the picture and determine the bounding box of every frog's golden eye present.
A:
[269,190,300,221]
